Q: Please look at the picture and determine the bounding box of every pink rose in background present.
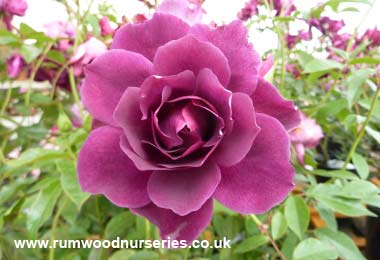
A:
[7,53,25,79]
[290,113,324,165]
[70,37,107,76]
[156,0,203,25]
[44,21,76,51]
[271,0,296,16]
[77,1,300,243]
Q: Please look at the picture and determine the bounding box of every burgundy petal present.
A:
[153,35,231,87]
[189,20,261,95]
[215,113,295,214]
[77,126,151,208]
[212,93,260,167]
[111,13,189,61]
[81,50,153,126]
[195,68,233,133]
[131,199,213,244]
[140,71,196,119]
[251,78,301,130]
[147,163,221,216]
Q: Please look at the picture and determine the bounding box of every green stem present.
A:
[68,67,84,118]
[343,83,380,169]
[250,214,287,260]
[0,84,12,116]
[49,196,68,260]
[25,42,54,106]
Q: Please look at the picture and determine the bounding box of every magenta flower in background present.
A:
[238,0,259,21]
[44,21,76,51]
[77,0,300,243]
[290,113,323,165]
[0,0,27,30]
[6,53,25,79]
[99,16,115,37]
[308,17,344,35]
[271,0,295,16]
[70,37,107,76]
[360,27,380,48]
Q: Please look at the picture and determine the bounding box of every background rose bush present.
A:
[1,0,380,259]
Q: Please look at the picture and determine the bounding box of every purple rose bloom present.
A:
[78,10,300,243]
[7,53,25,79]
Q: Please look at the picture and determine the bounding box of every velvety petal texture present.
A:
[81,50,153,126]
[189,20,261,94]
[251,78,301,130]
[132,199,213,244]
[78,10,300,244]
[147,163,221,216]
[77,126,151,208]
[215,114,295,214]
[111,13,189,61]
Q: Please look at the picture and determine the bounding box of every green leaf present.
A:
[284,196,310,239]
[297,52,342,74]
[109,250,135,260]
[345,69,373,107]
[352,153,369,179]
[350,57,380,65]
[20,44,43,63]
[128,251,159,260]
[339,180,378,199]
[57,160,89,209]
[26,180,62,238]
[315,228,366,260]
[365,126,380,144]
[316,99,348,123]
[271,211,288,240]
[234,234,268,254]
[316,205,337,231]
[0,29,18,44]
[105,211,135,240]
[293,238,338,260]
[309,170,358,180]
[4,148,68,175]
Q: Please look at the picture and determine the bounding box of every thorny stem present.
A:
[1,83,13,116]
[343,80,380,169]
[250,214,287,260]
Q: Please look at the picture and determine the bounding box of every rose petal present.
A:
[251,79,301,130]
[131,199,213,244]
[81,50,153,126]
[77,126,151,208]
[140,71,196,119]
[212,93,260,167]
[189,20,261,95]
[215,113,295,214]
[154,35,231,87]
[114,87,153,160]
[111,13,189,61]
[195,68,233,133]
[157,0,203,25]
[147,163,220,216]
